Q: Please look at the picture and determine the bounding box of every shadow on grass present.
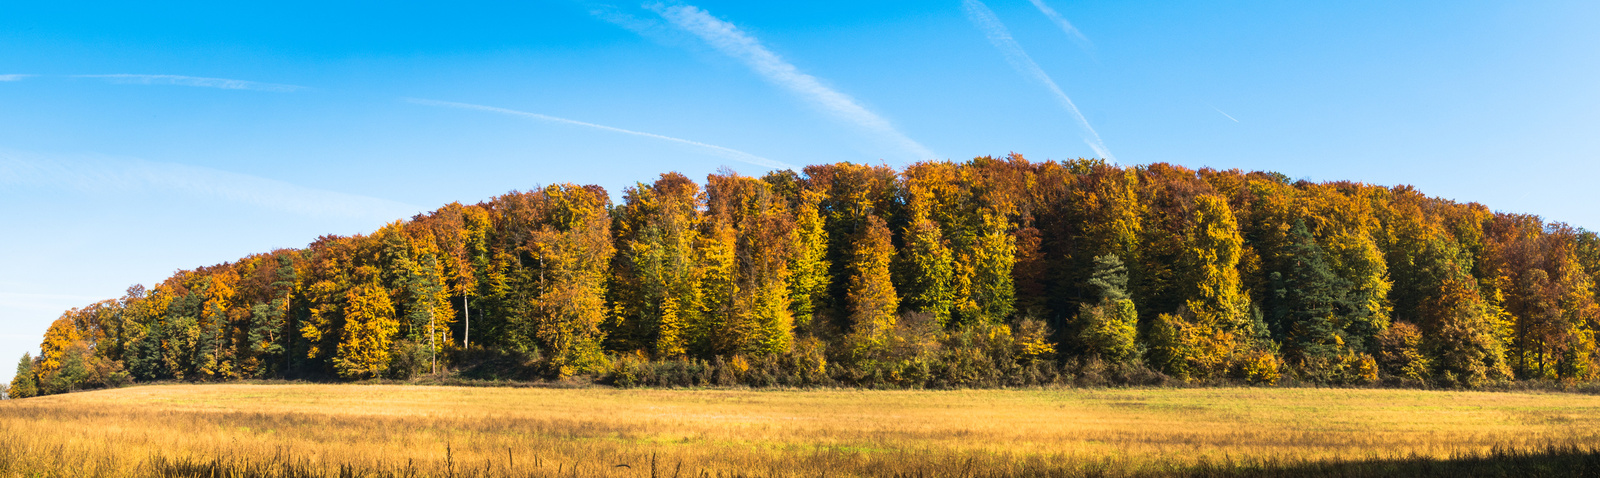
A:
[1155,445,1600,478]
[145,445,1600,477]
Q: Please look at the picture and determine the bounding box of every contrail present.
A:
[650,4,938,162]
[963,0,1114,162]
[1210,105,1240,123]
[1026,0,1093,52]
[0,149,419,221]
[0,74,31,82]
[407,98,797,171]
[73,74,306,92]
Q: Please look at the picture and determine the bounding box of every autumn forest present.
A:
[14,156,1600,397]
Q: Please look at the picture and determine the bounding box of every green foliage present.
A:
[898,185,955,325]
[608,173,703,357]
[787,190,830,332]
[1077,255,1139,363]
[1272,219,1354,370]
[1078,298,1139,363]
[1087,254,1131,302]
[9,354,37,399]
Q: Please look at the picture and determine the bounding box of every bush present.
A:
[387,340,438,380]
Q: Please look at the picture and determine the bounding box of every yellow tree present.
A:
[788,189,830,332]
[959,211,1017,324]
[609,173,704,357]
[334,279,398,379]
[501,184,615,375]
[1149,194,1259,379]
[846,215,899,357]
[425,202,490,348]
[299,235,361,366]
[803,162,900,329]
[899,182,955,325]
[706,172,796,356]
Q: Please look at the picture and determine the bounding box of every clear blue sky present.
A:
[3,1,1597,381]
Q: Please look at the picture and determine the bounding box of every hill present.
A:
[13,157,1600,395]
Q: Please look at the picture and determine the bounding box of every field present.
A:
[2,384,1600,477]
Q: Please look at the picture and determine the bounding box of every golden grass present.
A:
[3,384,1600,476]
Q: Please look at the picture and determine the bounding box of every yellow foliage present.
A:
[334,283,398,379]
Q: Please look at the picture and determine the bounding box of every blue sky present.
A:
[3,1,1597,380]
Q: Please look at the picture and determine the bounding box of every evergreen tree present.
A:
[1087,254,1131,302]
[9,354,37,398]
[1271,219,1353,367]
[1077,255,1138,362]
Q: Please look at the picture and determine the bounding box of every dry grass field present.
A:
[2,384,1600,477]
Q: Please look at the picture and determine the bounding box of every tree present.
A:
[1271,219,1352,367]
[788,189,831,332]
[1148,194,1258,379]
[705,172,796,356]
[846,215,899,357]
[1425,273,1512,386]
[500,184,615,375]
[1077,255,1138,362]
[609,173,704,357]
[803,162,900,331]
[9,354,37,398]
[898,183,955,325]
[246,253,297,377]
[425,202,490,349]
[334,280,398,379]
[957,212,1017,325]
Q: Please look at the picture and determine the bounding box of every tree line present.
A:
[12,156,1600,397]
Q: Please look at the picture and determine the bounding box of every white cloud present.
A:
[73,74,306,92]
[650,3,938,162]
[1027,0,1093,52]
[0,74,32,82]
[964,0,1115,162]
[407,98,798,171]
[0,150,419,221]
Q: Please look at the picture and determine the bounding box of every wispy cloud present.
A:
[0,74,32,82]
[585,2,671,40]
[1027,0,1093,52]
[0,150,418,221]
[407,98,797,170]
[648,4,938,162]
[73,74,306,92]
[963,0,1114,162]
[1210,104,1240,123]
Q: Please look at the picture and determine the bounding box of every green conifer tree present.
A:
[9,354,37,398]
[1272,219,1352,367]
[1077,255,1138,362]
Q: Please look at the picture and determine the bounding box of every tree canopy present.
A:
[16,156,1600,394]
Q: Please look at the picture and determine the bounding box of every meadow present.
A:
[2,384,1600,477]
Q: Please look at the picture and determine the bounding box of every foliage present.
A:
[20,157,1600,394]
